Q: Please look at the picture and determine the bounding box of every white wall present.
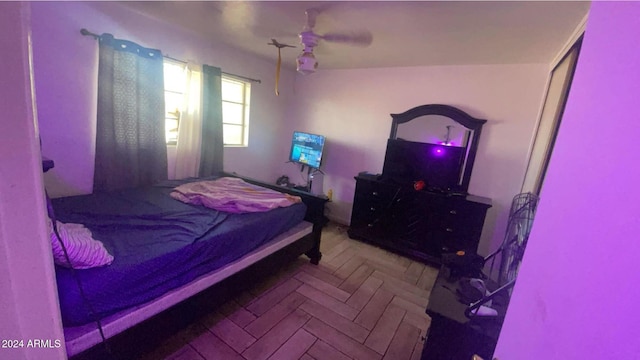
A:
[31,2,552,256]
[32,1,297,198]
[0,3,66,359]
[284,64,548,254]
[495,2,640,358]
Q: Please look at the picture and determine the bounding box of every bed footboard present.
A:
[70,222,316,360]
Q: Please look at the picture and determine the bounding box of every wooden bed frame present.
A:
[224,172,330,265]
[68,174,328,359]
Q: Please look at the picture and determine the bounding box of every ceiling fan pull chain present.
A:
[275,47,282,96]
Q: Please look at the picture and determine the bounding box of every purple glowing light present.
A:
[432,146,445,156]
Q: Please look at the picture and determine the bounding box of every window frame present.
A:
[221,76,251,147]
[162,60,252,147]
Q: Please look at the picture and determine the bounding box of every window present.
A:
[222,77,251,146]
[162,60,251,147]
[163,60,186,145]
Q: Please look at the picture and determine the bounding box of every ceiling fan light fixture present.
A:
[296,51,318,75]
[293,8,371,75]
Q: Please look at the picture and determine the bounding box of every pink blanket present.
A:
[170,177,302,213]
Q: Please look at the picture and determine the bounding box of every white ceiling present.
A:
[120,1,590,71]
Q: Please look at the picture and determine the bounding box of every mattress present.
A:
[52,178,306,326]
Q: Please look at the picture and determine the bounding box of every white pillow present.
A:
[48,219,114,269]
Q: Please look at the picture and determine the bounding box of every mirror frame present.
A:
[389,104,487,194]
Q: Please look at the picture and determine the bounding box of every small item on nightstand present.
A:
[276,175,290,187]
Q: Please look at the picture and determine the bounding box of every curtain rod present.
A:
[80,28,261,84]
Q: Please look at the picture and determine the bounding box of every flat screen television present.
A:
[289,131,326,169]
[382,139,466,192]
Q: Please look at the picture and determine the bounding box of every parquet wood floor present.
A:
[138,223,438,360]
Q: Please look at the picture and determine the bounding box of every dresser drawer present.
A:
[431,198,490,254]
[439,234,472,254]
[348,220,388,242]
[354,179,399,204]
[438,214,484,240]
[349,175,491,263]
[352,185,397,228]
[439,222,487,254]
[350,201,385,227]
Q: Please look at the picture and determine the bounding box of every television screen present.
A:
[289,131,326,169]
[382,139,465,192]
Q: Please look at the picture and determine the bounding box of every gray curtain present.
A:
[198,65,224,177]
[94,34,167,192]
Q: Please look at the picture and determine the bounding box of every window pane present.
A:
[164,62,185,93]
[223,124,243,145]
[222,79,244,103]
[164,60,186,144]
[165,92,183,115]
[222,102,244,125]
[166,118,179,144]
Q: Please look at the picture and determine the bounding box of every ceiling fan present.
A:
[295,8,373,75]
[267,8,373,95]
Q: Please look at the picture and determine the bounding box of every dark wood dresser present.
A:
[348,174,492,263]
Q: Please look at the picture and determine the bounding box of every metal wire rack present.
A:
[488,192,540,285]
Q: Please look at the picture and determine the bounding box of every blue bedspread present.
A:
[52,178,306,326]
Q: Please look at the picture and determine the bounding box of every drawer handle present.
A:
[446,228,454,233]
[449,210,457,215]
[367,223,374,228]
[370,207,376,211]
[372,191,378,196]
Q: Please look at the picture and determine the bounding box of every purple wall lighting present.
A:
[495,2,640,359]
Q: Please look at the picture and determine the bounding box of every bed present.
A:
[51,174,327,358]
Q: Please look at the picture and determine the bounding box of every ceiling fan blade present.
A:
[268,38,296,49]
[321,30,373,47]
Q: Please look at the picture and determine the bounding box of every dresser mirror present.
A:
[389,104,487,194]
[394,114,472,147]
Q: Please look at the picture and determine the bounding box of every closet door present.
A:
[522,36,583,195]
